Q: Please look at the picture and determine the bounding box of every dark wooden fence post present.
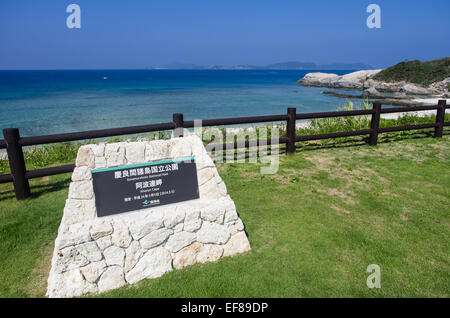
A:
[173,113,184,138]
[369,103,381,146]
[3,128,30,200]
[434,100,446,138]
[286,108,296,154]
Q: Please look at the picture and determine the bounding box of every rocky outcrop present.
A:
[298,70,448,96]
[297,70,382,89]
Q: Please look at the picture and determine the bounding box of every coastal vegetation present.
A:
[1,101,448,177]
[372,57,450,86]
[0,126,449,297]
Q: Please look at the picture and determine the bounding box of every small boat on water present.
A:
[103,76,108,80]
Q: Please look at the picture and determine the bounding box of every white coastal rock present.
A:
[298,70,382,89]
[337,70,381,88]
[400,83,437,95]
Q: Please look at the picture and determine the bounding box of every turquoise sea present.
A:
[0,70,362,137]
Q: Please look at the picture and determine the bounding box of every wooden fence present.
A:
[0,100,448,200]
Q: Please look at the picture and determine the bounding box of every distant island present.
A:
[150,61,374,70]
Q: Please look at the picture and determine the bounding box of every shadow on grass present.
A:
[295,129,448,153]
[0,177,71,201]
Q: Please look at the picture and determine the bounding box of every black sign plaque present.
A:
[92,156,199,217]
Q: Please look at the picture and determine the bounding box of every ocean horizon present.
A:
[0,69,362,138]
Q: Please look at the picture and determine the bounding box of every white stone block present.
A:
[47,269,97,298]
[196,221,230,244]
[68,181,94,200]
[77,241,103,262]
[71,166,92,182]
[105,143,126,167]
[98,266,126,293]
[197,167,215,186]
[94,157,107,169]
[96,235,112,250]
[88,143,105,157]
[125,142,146,164]
[111,219,132,248]
[76,146,95,168]
[226,218,244,236]
[128,211,165,240]
[222,231,251,257]
[90,220,113,240]
[54,246,90,274]
[125,247,172,284]
[145,140,169,161]
[168,138,192,158]
[140,228,173,250]
[124,240,143,272]
[62,199,96,226]
[56,231,91,250]
[165,231,196,253]
[201,205,225,224]
[103,245,125,267]
[173,242,223,269]
[80,260,107,283]
[163,207,185,228]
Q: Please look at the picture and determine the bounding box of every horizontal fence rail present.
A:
[0,100,448,200]
[18,122,177,147]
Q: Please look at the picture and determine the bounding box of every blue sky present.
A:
[0,0,449,69]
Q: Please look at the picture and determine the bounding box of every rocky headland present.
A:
[297,58,450,106]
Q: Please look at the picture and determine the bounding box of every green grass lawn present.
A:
[0,131,449,297]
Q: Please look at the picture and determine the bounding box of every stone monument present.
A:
[46,135,250,297]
